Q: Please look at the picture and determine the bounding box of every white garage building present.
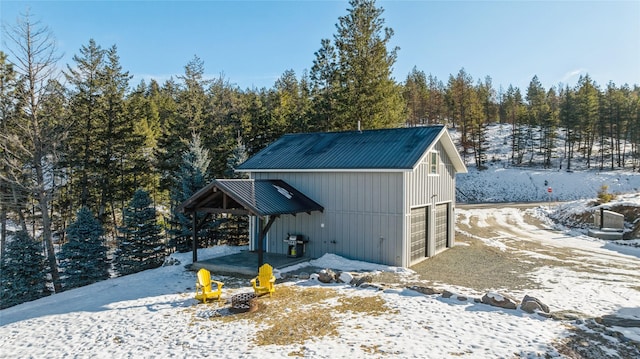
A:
[231,125,467,267]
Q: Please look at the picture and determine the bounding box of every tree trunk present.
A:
[34,157,62,293]
[0,200,5,260]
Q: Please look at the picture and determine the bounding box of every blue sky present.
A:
[2,0,639,92]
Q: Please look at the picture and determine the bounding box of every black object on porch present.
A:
[177,179,323,270]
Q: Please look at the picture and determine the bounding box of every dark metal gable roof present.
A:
[179,179,324,217]
[237,125,444,171]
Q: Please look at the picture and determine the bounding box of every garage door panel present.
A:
[435,203,448,252]
[410,207,427,263]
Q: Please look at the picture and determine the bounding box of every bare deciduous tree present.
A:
[1,11,65,292]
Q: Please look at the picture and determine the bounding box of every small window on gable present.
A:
[429,151,439,175]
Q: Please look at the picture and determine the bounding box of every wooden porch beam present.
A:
[198,208,253,216]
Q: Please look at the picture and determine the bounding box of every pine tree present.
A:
[64,39,106,210]
[502,85,526,165]
[205,75,246,178]
[149,78,181,197]
[467,87,488,168]
[630,87,640,170]
[311,0,404,131]
[426,74,447,124]
[225,137,249,179]
[543,87,560,168]
[525,75,549,164]
[58,207,110,290]
[0,231,51,308]
[177,55,210,134]
[169,133,211,252]
[273,69,312,135]
[222,137,249,245]
[96,45,133,232]
[127,80,162,197]
[560,85,579,171]
[0,51,20,259]
[403,67,429,126]
[243,90,272,156]
[310,38,339,132]
[446,68,475,161]
[114,189,164,276]
[576,74,600,168]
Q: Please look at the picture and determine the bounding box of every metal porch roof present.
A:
[237,125,445,171]
[179,179,324,217]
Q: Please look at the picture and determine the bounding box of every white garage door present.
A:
[435,203,449,252]
[410,207,427,263]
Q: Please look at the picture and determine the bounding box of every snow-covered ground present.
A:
[458,166,640,203]
[1,219,639,358]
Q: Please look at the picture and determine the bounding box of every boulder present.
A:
[163,257,180,266]
[596,315,640,328]
[481,291,518,310]
[359,283,386,291]
[550,310,588,321]
[298,272,310,280]
[353,274,373,287]
[318,269,336,283]
[521,300,543,314]
[442,290,467,301]
[407,286,442,295]
[338,271,354,284]
[520,295,550,314]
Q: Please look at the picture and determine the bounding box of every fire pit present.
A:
[230,292,258,313]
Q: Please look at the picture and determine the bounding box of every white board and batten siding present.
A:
[251,171,405,266]
[404,141,458,266]
[249,139,459,268]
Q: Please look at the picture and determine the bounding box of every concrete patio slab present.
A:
[192,251,311,277]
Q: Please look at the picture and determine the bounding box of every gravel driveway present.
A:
[280,203,640,357]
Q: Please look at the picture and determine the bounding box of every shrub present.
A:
[597,185,616,203]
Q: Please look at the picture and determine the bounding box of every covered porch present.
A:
[191,250,311,277]
[178,179,324,275]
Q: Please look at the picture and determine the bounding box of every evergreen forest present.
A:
[1,0,639,305]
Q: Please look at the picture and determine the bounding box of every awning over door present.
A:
[178,179,324,217]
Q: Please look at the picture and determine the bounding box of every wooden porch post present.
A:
[192,211,198,263]
[258,215,278,269]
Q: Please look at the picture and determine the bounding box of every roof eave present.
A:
[235,168,412,173]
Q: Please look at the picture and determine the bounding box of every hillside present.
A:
[455,123,640,239]
[455,123,640,203]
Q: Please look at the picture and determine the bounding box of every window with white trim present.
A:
[429,151,439,175]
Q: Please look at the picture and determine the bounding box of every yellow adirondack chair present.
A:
[195,268,224,303]
[251,263,276,297]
